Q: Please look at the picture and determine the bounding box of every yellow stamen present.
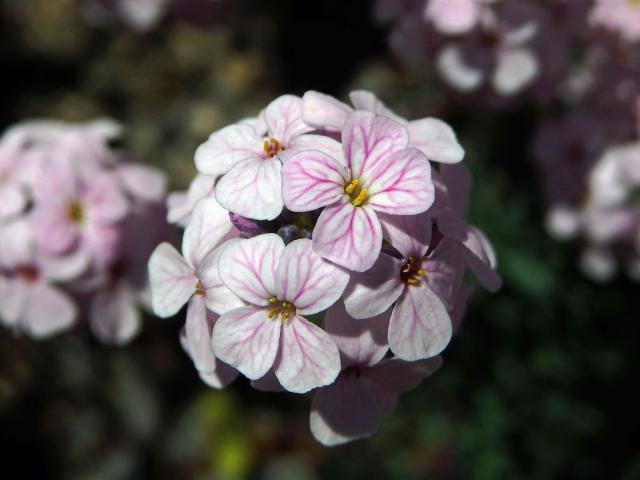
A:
[407,278,419,285]
[281,311,290,321]
[417,269,426,277]
[268,309,277,319]
[268,296,278,304]
[344,179,359,195]
[352,188,368,207]
[195,280,205,296]
[67,201,84,224]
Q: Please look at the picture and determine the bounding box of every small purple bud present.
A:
[277,225,299,243]
[229,212,264,237]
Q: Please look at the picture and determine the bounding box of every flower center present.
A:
[195,280,205,296]
[628,0,640,8]
[67,200,85,224]
[344,179,368,207]
[267,296,296,323]
[263,138,286,158]
[400,256,426,286]
[17,266,39,284]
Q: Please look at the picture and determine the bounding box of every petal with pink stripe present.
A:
[195,123,262,176]
[148,243,195,317]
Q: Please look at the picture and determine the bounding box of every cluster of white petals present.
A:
[0,120,169,343]
[149,91,501,445]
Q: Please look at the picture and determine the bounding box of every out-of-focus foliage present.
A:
[0,1,638,479]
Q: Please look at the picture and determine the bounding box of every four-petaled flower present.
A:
[283,110,435,272]
[212,234,350,393]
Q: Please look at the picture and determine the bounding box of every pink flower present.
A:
[425,0,496,35]
[0,220,77,338]
[302,90,465,164]
[195,95,335,220]
[167,174,216,227]
[211,234,349,393]
[148,198,242,380]
[310,302,442,446]
[282,111,435,272]
[343,213,461,360]
[590,0,640,43]
[0,130,31,221]
[31,165,129,273]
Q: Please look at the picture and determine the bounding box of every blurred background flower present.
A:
[1,0,640,479]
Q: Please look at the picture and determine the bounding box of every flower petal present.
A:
[263,94,313,143]
[148,243,195,317]
[349,90,406,124]
[0,184,27,220]
[21,283,77,338]
[90,282,141,345]
[366,147,435,215]
[302,91,353,130]
[185,295,216,373]
[117,163,167,202]
[218,234,284,305]
[182,197,237,268]
[407,118,464,164]
[197,242,245,315]
[194,123,262,176]
[0,276,27,328]
[342,111,409,180]
[276,238,350,315]
[343,253,404,319]
[281,134,344,163]
[211,305,281,380]
[425,0,479,34]
[313,203,382,272]
[310,376,380,446]
[281,150,347,212]
[388,282,452,361]
[215,157,283,220]
[86,174,129,223]
[325,301,389,367]
[493,48,539,96]
[367,356,442,393]
[275,315,341,393]
[422,238,466,308]
[378,211,432,259]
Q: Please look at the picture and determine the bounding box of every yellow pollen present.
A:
[195,281,205,296]
[263,138,286,158]
[266,297,296,323]
[67,201,84,224]
[406,278,419,285]
[344,179,359,195]
[628,0,640,7]
[417,269,426,277]
[352,188,368,207]
[344,178,369,207]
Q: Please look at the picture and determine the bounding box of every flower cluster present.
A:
[149,91,501,445]
[0,120,169,343]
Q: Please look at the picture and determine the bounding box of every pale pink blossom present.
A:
[590,0,640,43]
[282,111,434,272]
[148,198,241,378]
[425,0,496,35]
[195,95,332,220]
[310,302,442,446]
[211,234,349,393]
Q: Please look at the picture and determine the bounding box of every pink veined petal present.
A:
[343,253,404,320]
[263,94,314,143]
[348,90,406,124]
[388,282,452,361]
[0,219,35,270]
[167,174,216,226]
[425,0,479,34]
[89,282,141,346]
[182,197,237,269]
[422,238,466,309]
[275,238,350,315]
[194,123,262,176]
[281,150,348,212]
[218,234,284,306]
[309,375,381,446]
[366,356,442,394]
[313,203,383,273]
[32,209,78,255]
[211,305,282,380]
[185,295,216,374]
[342,111,409,180]
[21,282,77,338]
[0,183,27,220]
[148,243,196,317]
[274,315,341,393]
[197,242,245,315]
[366,147,435,216]
[302,91,353,130]
[436,208,501,292]
[86,174,129,223]
[324,301,390,367]
[117,163,167,202]
[215,156,283,220]
[378,211,432,259]
[281,134,345,163]
[407,118,465,164]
